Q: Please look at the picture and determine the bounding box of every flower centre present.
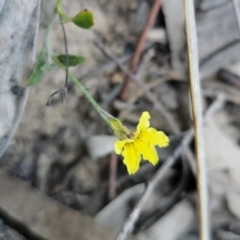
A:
[127,132,134,139]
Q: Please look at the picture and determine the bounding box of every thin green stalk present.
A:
[45,11,57,63]
[59,14,69,92]
[52,56,111,123]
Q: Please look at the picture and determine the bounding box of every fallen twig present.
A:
[115,96,224,240]
[120,0,163,100]
[184,0,210,239]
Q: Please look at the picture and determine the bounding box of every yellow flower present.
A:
[113,111,169,175]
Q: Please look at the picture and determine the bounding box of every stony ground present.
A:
[2,0,240,239]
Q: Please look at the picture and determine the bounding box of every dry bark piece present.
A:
[0,0,39,152]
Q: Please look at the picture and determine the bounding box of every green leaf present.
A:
[27,50,46,86]
[56,54,86,67]
[71,9,94,29]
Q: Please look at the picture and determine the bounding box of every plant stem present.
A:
[59,14,69,96]
[183,0,210,240]
[52,56,110,123]
[45,11,57,63]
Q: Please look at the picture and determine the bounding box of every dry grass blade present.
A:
[183,0,210,239]
[232,0,240,39]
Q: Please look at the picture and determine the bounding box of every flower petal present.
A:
[122,143,141,175]
[139,128,169,147]
[114,140,128,154]
[134,139,158,165]
[137,111,150,132]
